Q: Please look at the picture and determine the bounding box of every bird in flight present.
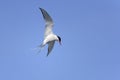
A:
[39,8,61,56]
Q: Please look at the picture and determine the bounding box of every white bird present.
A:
[39,8,61,56]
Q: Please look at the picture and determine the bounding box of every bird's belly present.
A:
[43,34,57,44]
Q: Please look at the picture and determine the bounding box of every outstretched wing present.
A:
[40,8,54,38]
[47,41,55,56]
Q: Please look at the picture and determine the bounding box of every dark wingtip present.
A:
[46,52,49,57]
[39,8,43,11]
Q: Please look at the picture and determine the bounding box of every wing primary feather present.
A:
[39,8,53,24]
[47,41,55,56]
[39,8,54,38]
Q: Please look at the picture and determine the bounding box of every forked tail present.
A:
[32,43,45,54]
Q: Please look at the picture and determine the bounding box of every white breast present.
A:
[43,34,58,45]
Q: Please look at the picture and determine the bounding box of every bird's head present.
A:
[57,36,62,45]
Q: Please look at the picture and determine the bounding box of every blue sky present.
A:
[0,0,120,80]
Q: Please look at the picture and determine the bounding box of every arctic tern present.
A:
[39,8,61,56]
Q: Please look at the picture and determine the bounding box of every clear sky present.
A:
[0,0,120,80]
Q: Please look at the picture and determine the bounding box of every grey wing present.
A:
[47,41,55,56]
[40,8,54,38]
